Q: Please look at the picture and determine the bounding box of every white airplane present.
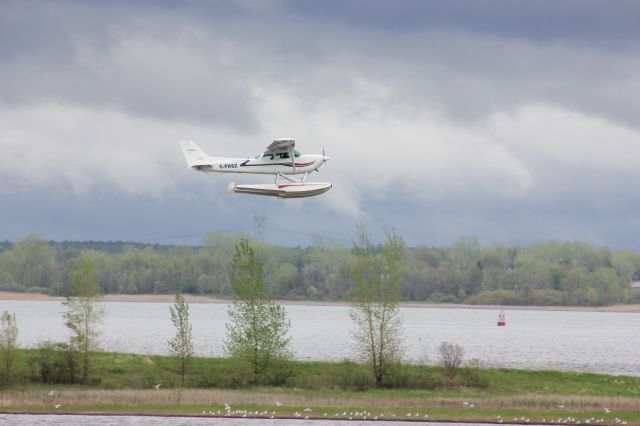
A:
[179,138,332,198]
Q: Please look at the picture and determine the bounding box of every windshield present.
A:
[254,150,299,160]
[255,152,275,160]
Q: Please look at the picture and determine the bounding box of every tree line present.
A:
[2,232,471,392]
[1,232,639,306]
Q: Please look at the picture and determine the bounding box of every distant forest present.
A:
[1,233,639,306]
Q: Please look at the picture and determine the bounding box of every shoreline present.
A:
[1,291,639,313]
[0,411,505,424]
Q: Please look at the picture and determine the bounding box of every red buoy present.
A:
[497,310,506,326]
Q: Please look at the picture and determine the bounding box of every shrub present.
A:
[439,342,464,378]
[529,289,565,306]
[383,362,443,389]
[25,286,49,294]
[28,341,79,384]
[459,359,489,388]
[261,357,293,386]
[336,360,375,391]
[195,356,294,388]
[428,292,459,303]
[465,289,522,305]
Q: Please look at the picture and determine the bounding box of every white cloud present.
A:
[2,2,640,246]
[491,104,640,173]
[0,103,199,197]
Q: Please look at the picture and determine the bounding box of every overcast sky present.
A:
[2,0,640,248]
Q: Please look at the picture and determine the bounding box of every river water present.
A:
[1,300,639,375]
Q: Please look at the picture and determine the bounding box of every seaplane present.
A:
[179,138,331,198]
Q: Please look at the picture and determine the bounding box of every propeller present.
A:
[322,147,330,169]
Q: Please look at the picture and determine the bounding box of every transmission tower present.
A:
[253,211,266,240]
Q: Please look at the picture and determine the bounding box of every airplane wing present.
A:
[266,138,295,152]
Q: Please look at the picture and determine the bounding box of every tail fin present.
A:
[179,139,210,169]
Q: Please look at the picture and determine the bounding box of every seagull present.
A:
[604,408,611,413]
[224,403,231,410]
[275,401,283,407]
[54,404,61,409]
[303,408,312,412]
[47,390,55,397]
[154,384,161,390]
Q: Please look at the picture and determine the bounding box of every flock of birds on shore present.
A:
[193,401,628,424]
[44,390,629,425]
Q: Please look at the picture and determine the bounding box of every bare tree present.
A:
[168,293,194,388]
[350,226,405,385]
[63,253,105,384]
[225,239,292,380]
[439,341,464,378]
[0,311,18,386]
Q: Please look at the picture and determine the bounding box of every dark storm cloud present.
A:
[2,0,640,128]
[0,1,259,129]
[287,0,640,47]
[2,0,640,248]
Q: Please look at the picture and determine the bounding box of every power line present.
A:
[136,226,254,244]
[134,224,351,246]
[264,226,351,244]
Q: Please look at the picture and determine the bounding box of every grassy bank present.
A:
[1,350,639,424]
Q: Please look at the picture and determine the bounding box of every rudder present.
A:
[179,139,209,168]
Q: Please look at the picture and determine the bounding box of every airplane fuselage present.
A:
[195,154,326,175]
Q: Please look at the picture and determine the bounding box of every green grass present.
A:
[2,349,640,424]
[7,348,640,397]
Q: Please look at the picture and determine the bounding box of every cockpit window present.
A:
[255,151,298,160]
[258,152,274,160]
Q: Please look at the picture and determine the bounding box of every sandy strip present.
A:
[0,291,639,312]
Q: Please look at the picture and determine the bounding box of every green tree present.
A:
[0,311,18,386]
[63,253,105,384]
[611,250,638,282]
[168,293,194,388]
[224,238,292,381]
[593,267,626,305]
[350,226,405,386]
[562,266,591,305]
[12,235,57,291]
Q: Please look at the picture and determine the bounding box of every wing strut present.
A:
[289,147,296,172]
